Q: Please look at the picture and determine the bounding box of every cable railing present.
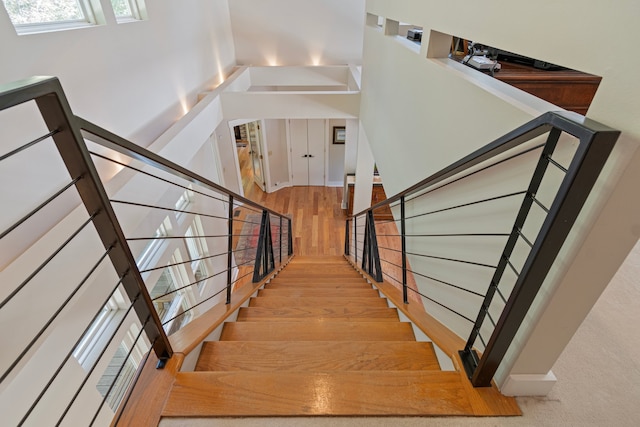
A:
[0,76,292,426]
[346,111,619,387]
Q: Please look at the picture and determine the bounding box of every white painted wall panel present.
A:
[228,0,365,66]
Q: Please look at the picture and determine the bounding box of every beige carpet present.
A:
[161,241,640,427]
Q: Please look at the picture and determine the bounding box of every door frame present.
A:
[228,118,272,194]
[286,119,328,186]
[246,121,266,191]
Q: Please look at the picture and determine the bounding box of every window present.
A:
[110,0,146,23]
[73,288,129,369]
[174,186,193,220]
[96,323,150,411]
[150,250,195,335]
[2,0,99,34]
[1,0,147,34]
[136,216,171,269]
[185,216,210,292]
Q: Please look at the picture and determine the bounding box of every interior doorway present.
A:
[233,120,267,198]
[289,119,325,186]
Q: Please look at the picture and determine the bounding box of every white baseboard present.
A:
[500,371,557,396]
[326,181,343,187]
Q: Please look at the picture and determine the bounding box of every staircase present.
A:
[160,256,491,417]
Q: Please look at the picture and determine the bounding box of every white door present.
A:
[307,120,325,186]
[289,119,325,186]
[290,119,309,186]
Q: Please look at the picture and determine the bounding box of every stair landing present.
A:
[161,256,520,418]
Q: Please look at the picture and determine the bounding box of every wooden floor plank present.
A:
[236,306,399,321]
[268,276,365,282]
[195,341,441,372]
[220,321,416,341]
[274,271,363,279]
[162,371,474,417]
[264,281,372,290]
[248,296,389,308]
[158,163,521,418]
[257,288,380,298]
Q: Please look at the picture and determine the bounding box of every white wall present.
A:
[263,119,290,189]
[0,83,235,425]
[0,0,237,269]
[0,0,236,145]
[228,0,366,66]
[342,119,360,207]
[353,123,375,215]
[215,119,243,195]
[362,0,640,393]
[327,119,346,186]
[220,91,361,120]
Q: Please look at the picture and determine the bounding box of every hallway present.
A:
[237,145,347,256]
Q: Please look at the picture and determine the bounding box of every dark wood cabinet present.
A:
[452,55,601,115]
[493,61,601,115]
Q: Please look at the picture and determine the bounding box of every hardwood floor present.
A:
[161,257,521,417]
[160,150,520,419]
[237,145,346,256]
[238,147,417,302]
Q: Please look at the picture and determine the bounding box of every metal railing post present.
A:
[279,215,283,264]
[344,218,350,256]
[362,210,383,282]
[288,217,293,256]
[401,196,408,304]
[461,128,563,374]
[461,124,619,387]
[226,195,234,304]
[29,77,172,365]
[253,210,275,282]
[354,216,358,264]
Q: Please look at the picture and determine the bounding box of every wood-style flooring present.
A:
[237,145,346,257]
[159,150,521,419]
[160,257,522,417]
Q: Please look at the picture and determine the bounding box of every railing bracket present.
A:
[458,349,482,383]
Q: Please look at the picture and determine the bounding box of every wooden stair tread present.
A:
[278,265,362,279]
[220,321,416,341]
[278,274,366,283]
[248,296,389,308]
[237,306,398,321]
[264,283,372,290]
[162,371,473,416]
[289,256,346,263]
[266,278,368,285]
[279,265,362,279]
[257,288,380,298]
[195,341,441,371]
[161,255,521,419]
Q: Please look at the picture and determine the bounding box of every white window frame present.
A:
[73,288,129,370]
[184,216,210,292]
[95,322,150,411]
[111,0,147,23]
[174,186,193,221]
[3,0,101,35]
[136,216,171,270]
[155,250,196,335]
